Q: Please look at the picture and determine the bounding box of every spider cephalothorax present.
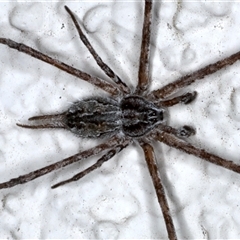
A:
[1,2,240,240]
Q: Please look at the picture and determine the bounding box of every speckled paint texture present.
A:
[0,1,240,239]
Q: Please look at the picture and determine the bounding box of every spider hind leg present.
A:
[0,136,124,189]
[51,141,130,189]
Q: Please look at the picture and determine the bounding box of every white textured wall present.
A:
[0,1,240,239]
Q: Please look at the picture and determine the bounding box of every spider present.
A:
[0,1,240,239]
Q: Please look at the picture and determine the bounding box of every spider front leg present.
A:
[140,142,177,240]
[153,130,240,174]
[135,0,153,94]
[149,51,240,99]
[0,136,123,189]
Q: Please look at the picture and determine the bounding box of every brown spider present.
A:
[0,1,240,239]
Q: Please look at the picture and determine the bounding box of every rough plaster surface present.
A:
[0,1,240,239]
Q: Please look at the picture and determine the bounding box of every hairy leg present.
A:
[140,142,177,240]
[153,130,240,174]
[0,38,120,96]
[0,136,123,189]
[64,6,130,94]
[150,51,240,99]
[52,139,130,189]
[135,0,153,94]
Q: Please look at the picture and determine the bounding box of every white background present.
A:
[0,1,240,239]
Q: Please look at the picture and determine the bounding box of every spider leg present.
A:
[0,39,120,96]
[64,6,130,95]
[135,0,153,94]
[140,142,177,240]
[0,136,123,189]
[52,140,130,189]
[155,91,197,107]
[16,113,66,129]
[150,51,240,99]
[153,130,240,174]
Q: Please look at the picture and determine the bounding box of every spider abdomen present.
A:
[65,98,121,138]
